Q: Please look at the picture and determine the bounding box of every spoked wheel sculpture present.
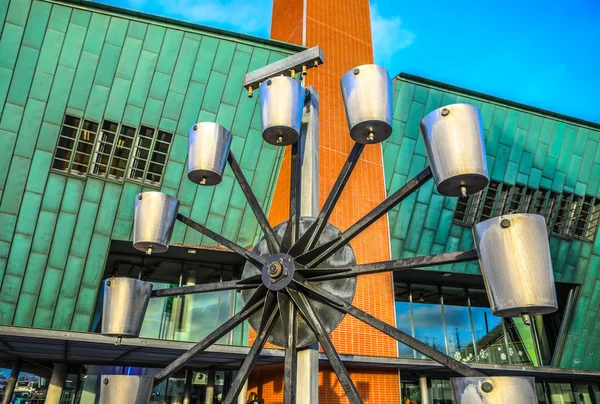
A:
[99,61,557,404]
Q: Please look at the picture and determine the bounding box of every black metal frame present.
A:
[147,135,491,403]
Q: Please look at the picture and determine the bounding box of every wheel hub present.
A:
[241,217,357,348]
[261,253,295,291]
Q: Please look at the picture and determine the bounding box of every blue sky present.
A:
[98,0,600,123]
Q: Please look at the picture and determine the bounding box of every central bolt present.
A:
[268,262,282,278]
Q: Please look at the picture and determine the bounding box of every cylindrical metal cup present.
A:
[420,103,489,196]
[188,122,233,185]
[473,213,558,317]
[133,192,179,254]
[451,377,537,403]
[259,76,305,146]
[340,64,392,144]
[101,278,153,337]
[99,375,154,404]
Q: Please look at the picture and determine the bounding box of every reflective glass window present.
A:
[395,282,415,358]
[442,287,476,363]
[411,284,445,356]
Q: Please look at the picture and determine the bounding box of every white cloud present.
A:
[370,3,415,64]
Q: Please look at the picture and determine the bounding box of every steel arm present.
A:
[302,249,479,281]
[288,288,364,403]
[295,166,433,267]
[289,142,365,256]
[153,286,267,385]
[151,280,259,298]
[228,151,280,254]
[223,292,279,404]
[293,276,485,378]
[177,213,264,268]
[278,292,298,404]
[281,142,302,252]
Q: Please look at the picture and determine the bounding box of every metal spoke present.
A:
[289,142,365,256]
[287,289,363,403]
[305,249,479,281]
[177,213,264,267]
[278,291,298,404]
[295,166,433,267]
[228,151,280,254]
[154,286,268,385]
[281,142,302,252]
[152,280,259,298]
[223,291,279,404]
[293,276,485,378]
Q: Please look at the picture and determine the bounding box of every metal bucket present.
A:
[102,277,153,337]
[451,377,537,403]
[188,122,232,185]
[259,76,305,146]
[473,214,558,317]
[133,192,179,254]
[420,103,489,197]
[99,375,154,404]
[340,64,392,144]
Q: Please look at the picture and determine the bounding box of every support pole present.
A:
[237,382,248,404]
[419,375,429,404]
[297,86,320,404]
[2,359,21,404]
[183,370,193,404]
[205,369,215,404]
[45,363,68,404]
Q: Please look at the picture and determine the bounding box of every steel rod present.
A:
[177,213,264,267]
[281,142,302,252]
[154,286,268,385]
[223,292,279,404]
[228,151,280,254]
[296,166,433,267]
[288,289,363,403]
[305,249,479,281]
[293,276,486,378]
[289,142,365,256]
[152,280,259,298]
[278,292,298,404]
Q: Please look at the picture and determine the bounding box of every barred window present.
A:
[453,182,599,242]
[52,114,173,187]
[129,127,172,185]
[52,115,100,176]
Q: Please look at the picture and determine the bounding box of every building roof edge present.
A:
[396,72,600,131]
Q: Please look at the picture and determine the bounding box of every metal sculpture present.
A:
[101,47,555,404]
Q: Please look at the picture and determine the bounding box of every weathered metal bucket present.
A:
[188,122,233,185]
[102,277,153,337]
[99,375,154,404]
[451,376,537,403]
[473,213,558,317]
[133,192,179,254]
[420,103,489,197]
[259,76,305,146]
[340,64,392,144]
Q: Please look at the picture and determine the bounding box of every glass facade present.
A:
[395,282,546,366]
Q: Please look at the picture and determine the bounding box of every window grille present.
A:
[129,127,172,186]
[52,114,173,188]
[453,182,599,242]
[52,115,100,176]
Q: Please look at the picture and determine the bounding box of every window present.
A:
[453,182,599,242]
[52,115,100,176]
[129,126,172,185]
[52,114,173,187]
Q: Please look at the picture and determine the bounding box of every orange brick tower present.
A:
[247,2,402,403]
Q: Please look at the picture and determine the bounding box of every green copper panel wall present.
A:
[0,0,295,332]
[383,75,600,370]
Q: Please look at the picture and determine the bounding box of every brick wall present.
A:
[247,1,402,403]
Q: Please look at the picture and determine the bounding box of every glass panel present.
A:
[401,382,421,404]
[537,383,549,404]
[64,115,81,127]
[573,384,594,404]
[505,317,536,366]
[394,282,414,358]
[157,130,173,143]
[102,120,118,133]
[442,287,476,363]
[548,383,576,404]
[431,379,454,404]
[411,284,445,356]
[151,151,167,165]
[469,289,506,364]
[154,140,171,154]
